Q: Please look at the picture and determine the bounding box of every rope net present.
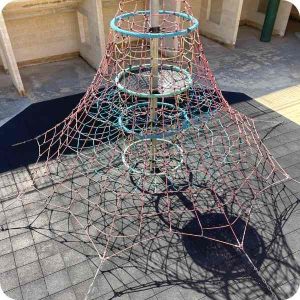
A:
[1,0,292,298]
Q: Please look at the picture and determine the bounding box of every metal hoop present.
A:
[122,138,184,175]
[115,64,192,98]
[118,102,190,139]
[110,10,199,39]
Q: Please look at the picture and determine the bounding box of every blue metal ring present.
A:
[115,64,192,98]
[118,102,190,139]
[110,10,199,38]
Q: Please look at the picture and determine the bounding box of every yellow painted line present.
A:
[256,85,300,125]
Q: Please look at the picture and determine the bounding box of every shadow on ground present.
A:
[0,91,299,300]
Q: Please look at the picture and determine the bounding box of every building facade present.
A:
[0,0,299,95]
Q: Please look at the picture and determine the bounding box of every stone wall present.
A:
[241,0,292,36]
[77,0,105,69]
[5,11,80,64]
[195,0,244,46]
[0,0,296,71]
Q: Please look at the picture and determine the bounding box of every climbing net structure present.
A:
[1,0,292,298]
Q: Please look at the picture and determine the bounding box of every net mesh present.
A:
[0,1,292,299]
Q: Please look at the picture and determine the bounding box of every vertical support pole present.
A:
[95,0,107,62]
[149,0,160,172]
[260,0,281,42]
[0,12,25,95]
[0,42,8,72]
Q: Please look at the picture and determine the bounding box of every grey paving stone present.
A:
[50,288,77,300]
[7,218,29,237]
[35,240,59,260]
[4,206,26,223]
[50,219,74,237]
[14,245,38,267]
[17,261,43,286]
[0,230,9,241]
[285,164,300,179]
[278,151,300,169]
[24,202,45,218]
[74,269,131,300]
[123,289,156,300]
[119,277,157,300]
[153,286,186,300]
[179,287,207,300]
[0,253,16,273]
[44,270,71,295]
[277,280,300,300]
[2,198,23,211]
[32,230,52,244]
[114,294,131,300]
[117,266,147,286]
[0,237,13,255]
[11,232,34,252]
[28,213,49,228]
[21,278,48,300]
[0,211,6,226]
[5,287,23,300]
[47,211,68,224]
[68,261,94,285]
[73,279,98,300]
[40,253,65,276]
[0,268,19,292]
[61,248,87,268]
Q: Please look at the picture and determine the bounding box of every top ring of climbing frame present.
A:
[110,10,199,39]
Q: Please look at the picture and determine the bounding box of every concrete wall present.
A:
[0,0,296,72]
[5,11,80,64]
[241,0,292,36]
[195,0,244,46]
[77,0,105,69]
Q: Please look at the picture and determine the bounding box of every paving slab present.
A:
[0,269,19,292]
[14,245,39,268]
[17,261,43,286]
[40,253,65,277]
[44,270,72,295]
[4,287,23,300]
[20,278,48,300]
[0,253,16,274]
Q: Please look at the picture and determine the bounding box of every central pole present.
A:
[149,0,160,172]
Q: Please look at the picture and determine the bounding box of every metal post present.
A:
[260,0,281,42]
[149,0,160,172]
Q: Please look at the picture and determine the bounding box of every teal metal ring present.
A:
[110,10,199,38]
[115,64,192,98]
[118,102,190,139]
[122,138,184,175]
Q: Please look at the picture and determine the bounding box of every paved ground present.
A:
[207,21,300,99]
[0,57,95,126]
[1,92,300,300]
[256,84,300,125]
[0,22,300,300]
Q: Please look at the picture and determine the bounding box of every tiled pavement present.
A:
[0,97,299,300]
[256,85,300,126]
